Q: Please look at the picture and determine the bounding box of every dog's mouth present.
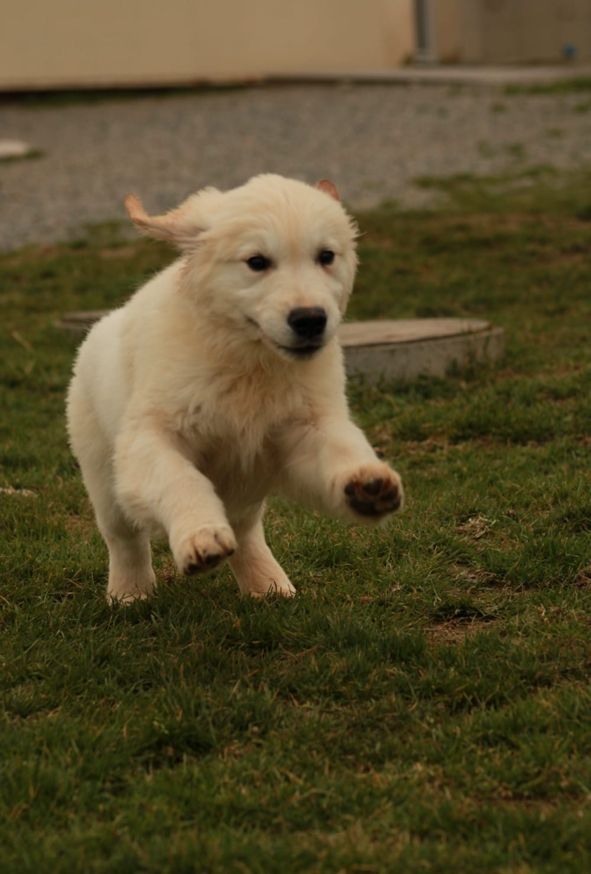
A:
[276,342,324,359]
[246,317,325,359]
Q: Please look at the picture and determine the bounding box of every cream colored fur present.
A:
[66,174,403,603]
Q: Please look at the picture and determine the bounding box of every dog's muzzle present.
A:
[248,310,328,359]
[278,306,327,357]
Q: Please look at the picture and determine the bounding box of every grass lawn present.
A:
[1,169,591,873]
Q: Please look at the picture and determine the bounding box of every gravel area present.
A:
[2,82,591,250]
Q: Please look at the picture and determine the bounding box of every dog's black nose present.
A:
[287,307,327,339]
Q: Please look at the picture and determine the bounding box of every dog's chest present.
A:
[188,414,285,518]
[181,375,303,498]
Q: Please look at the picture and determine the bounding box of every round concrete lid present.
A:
[338,318,491,347]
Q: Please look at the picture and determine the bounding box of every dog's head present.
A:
[125,174,358,361]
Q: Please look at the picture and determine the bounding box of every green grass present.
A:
[0,149,45,165]
[1,169,591,872]
[0,83,253,109]
[504,75,591,96]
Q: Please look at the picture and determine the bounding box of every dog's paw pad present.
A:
[176,526,237,575]
[344,467,403,518]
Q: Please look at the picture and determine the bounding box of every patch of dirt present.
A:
[400,437,450,455]
[426,617,497,645]
[456,514,497,540]
[99,245,139,259]
[452,565,502,587]
[63,514,94,542]
[0,486,37,498]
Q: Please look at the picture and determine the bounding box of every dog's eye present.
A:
[318,249,335,266]
[246,254,271,272]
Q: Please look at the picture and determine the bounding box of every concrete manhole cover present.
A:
[340,318,504,382]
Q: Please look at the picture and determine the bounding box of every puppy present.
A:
[66,174,403,602]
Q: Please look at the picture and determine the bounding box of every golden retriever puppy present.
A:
[67,174,403,603]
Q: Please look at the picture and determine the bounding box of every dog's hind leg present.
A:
[68,389,156,604]
[229,509,295,598]
[100,511,155,605]
[83,454,156,604]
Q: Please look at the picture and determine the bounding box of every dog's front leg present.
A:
[278,417,403,524]
[114,424,237,574]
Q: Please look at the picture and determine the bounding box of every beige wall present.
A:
[4,0,591,91]
[0,0,415,90]
[436,0,591,64]
[396,0,591,69]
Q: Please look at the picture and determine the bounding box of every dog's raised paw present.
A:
[344,465,403,519]
[174,525,237,575]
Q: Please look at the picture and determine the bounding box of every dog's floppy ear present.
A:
[124,194,203,250]
[315,179,340,201]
